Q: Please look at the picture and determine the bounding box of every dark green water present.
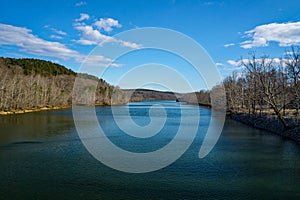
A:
[0,101,300,199]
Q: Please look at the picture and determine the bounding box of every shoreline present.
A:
[0,102,129,115]
[0,105,72,115]
[1,101,299,144]
[229,112,300,143]
[181,100,300,144]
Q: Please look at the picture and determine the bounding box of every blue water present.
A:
[0,100,300,199]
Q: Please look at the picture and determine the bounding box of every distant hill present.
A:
[123,89,182,102]
[0,57,126,112]
[123,88,212,107]
[176,90,211,107]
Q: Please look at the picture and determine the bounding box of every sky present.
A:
[1,0,300,92]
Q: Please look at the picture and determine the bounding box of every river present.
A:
[0,100,300,199]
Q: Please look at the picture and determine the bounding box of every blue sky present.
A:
[1,0,300,92]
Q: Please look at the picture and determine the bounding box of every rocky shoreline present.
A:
[229,112,300,143]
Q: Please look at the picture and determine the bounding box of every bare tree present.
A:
[242,54,290,129]
[285,46,300,117]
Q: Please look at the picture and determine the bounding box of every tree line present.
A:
[4,57,76,76]
[223,47,300,129]
[0,57,127,111]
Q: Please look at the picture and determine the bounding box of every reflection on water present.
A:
[0,109,75,145]
[0,101,300,199]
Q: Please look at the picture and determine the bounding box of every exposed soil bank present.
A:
[229,112,300,143]
[0,105,71,115]
[0,102,129,115]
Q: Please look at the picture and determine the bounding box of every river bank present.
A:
[1,100,299,144]
[0,101,130,115]
[1,100,300,199]
[229,112,300,143]
[0,105,72,115]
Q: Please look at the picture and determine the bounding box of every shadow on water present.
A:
[0,108,75,146]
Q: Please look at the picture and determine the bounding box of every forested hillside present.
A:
[123,89,179,102]
[176,90,211,107]
[0,57,127,113]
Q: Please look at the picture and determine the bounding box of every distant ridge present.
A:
[123,89,182,102]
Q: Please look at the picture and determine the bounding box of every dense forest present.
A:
[123,89,179,102]
[176,90,211,107]
[0,57,127,112]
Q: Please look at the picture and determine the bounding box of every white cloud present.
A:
[203,1,224,6]
[119,40,141,49]
[227,58,283,67]
[284,51,293,55]
[50,35,63,39]
[84,55,123,67]
[227,60,241,67]
[241,22,300,49]
[0,23,123,68]
[94,18,122,32]
[75,1,87,6]
[73,15,142,49]
[203,2,214,5]
[85,55,114,64]
[0,23,81,60]
[74,24,114,45]
[224,43,235,47]
[215,62,224,66]
[44,25,67,36]
[216,61,244,72]
[76,13,90,22]
[53,29,67,36]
